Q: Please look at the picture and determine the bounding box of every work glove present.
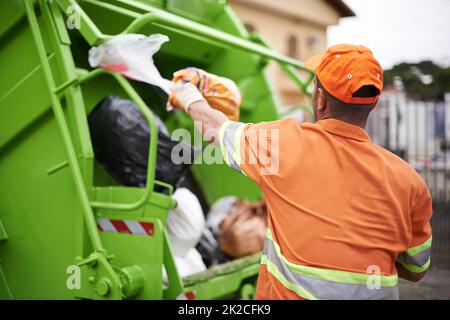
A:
[168,68,242,121]
[168,82,207,114]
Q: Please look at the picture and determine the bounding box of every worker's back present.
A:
[228,117,433,300]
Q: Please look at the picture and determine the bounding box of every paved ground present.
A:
[399,253,450,300]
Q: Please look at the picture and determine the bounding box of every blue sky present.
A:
[328,0,450,69]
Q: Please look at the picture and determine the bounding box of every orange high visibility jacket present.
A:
[218,118,432,300]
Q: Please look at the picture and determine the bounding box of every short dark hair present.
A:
[316,79,376,120]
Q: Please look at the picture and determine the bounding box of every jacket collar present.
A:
[315,118,371,142]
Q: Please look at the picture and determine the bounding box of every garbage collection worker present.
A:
[169,44,433,300]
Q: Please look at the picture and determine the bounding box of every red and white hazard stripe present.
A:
[97,218,154,236]
[176,291,196,300]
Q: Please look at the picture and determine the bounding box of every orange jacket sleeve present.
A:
[397,185,433,273]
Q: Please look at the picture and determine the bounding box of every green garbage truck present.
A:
[0,0,313,299]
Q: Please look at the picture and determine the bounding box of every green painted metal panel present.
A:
[0,263,14,299]
[89,217,165,300]
[0,0,28,41]
[0,114,85,299]
[0,219,7,241]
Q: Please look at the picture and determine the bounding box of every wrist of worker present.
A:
[187,100,209,117]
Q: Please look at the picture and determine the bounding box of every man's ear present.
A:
[316,88,327,115]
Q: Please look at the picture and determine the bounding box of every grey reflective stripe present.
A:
[222,121,245,173]
[263,239,399,300]
[399,248,431,267]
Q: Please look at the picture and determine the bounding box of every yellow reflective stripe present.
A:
[265,229,398,287]
[261,255,317,300]
[397,257,431,273]
[219,121,248,175]
[219,120,233,166]
[406,236,432,256]
[232,123,246,176]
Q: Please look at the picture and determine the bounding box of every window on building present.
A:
[287,34,298,58]
[307,35,319,50]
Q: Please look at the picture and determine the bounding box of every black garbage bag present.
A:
[89,96,195,192]
[196,228,233,267]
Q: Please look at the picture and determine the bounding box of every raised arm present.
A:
[169,76,274,184]
[170,82,229,145]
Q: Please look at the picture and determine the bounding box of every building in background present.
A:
[230,0,354,107]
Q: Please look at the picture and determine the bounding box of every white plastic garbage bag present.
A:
[163,188,206,281]
[167,188,205,257]
[174,248,206,277]
[88,33,173,94]
[162,248,206,282]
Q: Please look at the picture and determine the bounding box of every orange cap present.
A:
[304,44,383,105]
